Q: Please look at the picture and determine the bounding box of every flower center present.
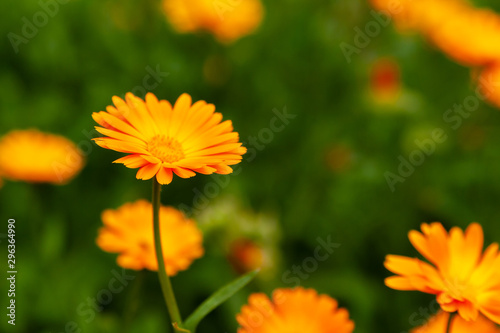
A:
[443,278,469,302]
[148,135,185,163]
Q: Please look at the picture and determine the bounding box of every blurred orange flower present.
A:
[0,129,84,184]
[236,287,355,333]
[385,223,500,324]
[412,311,500,333]
[97,200,203,275]
[370,0,500,66]
[228,238,264,273]
[162,0,263,43]
[93,92,246,185]
[370,58,401,104]
[478,63,500,108]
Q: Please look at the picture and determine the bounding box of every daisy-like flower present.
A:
[385,222,500,324]
[236,287,355,333]
[92,92,246,185]
[0,129,84,184]
[96,199,203,275]
[479,63,500,109]
[412,312,500,333]
[370,0,500,66]
[162,0,263,43]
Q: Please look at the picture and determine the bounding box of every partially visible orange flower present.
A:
[92,92,246,185]
[162,0,263,43]
[370,0,500,66]
[385,222,500,324]
[478,63,500,108]
[412,312,500,333]
[228,238,264,273]
[370,58,401,104]
[236,287,355,333]
[0,129,84,184]
[97,200,203,276]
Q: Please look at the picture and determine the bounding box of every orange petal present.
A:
[136,163,161,180]
[156,167,173,185]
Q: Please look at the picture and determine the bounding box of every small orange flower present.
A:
[236,287,355,333]
[92,92,246,185]
[0,129,84,184]
[478,63,500,109]
[370,58,401,104]
[385,223,500,324]
[228,238,264,273]
[97,200,203,275]
[412,312,500,333]
[162,0,263,43]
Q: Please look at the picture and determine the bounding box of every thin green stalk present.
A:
[445,312,455,333]
[152,179,184,329]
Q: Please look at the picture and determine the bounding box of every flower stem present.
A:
[445,312,455,333]
[152,179,184,329]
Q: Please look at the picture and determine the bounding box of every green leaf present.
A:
[183,269,259,332]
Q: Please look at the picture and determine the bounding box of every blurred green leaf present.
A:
[183,270,259,332]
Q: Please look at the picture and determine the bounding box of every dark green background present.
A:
[1,0,500,332]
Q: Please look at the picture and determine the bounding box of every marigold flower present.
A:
[412,311,500,333]
[0,129,84,184]
[162,0,263,43]
[370,0,500,66]
[370,58,401,104]
[97,200,203,275]
[385,222,500,324]
[92,92,246,185]
[236,287,355,333]
[228,238,264,273]
[478,63,500,109]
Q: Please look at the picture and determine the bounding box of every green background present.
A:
[1,0,500,332]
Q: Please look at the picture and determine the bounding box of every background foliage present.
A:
[1,0,500,332]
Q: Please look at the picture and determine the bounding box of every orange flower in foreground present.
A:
[0,129,84,184]
[479,63,500,108]
[370,0,500,66]
[236,287,355,333]
[97,200,203,275]
[92,93,246,185]
[385,223,500,324]
[412,311,500,333]
[162,0,263,43]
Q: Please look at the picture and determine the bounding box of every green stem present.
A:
[152,179,184,329]
[445,312,455,333]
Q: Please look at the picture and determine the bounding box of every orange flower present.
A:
[92,92,246,185]
[412,312,500,333]
[162,0,263,43]
[385,223,500,324]
[0,129,84,184]
[370,58,401,104]
[228,238,264,273]
[370,0,500,66]
[96,200,203,275]
[236,287,355,333]
[478,63,500,108]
